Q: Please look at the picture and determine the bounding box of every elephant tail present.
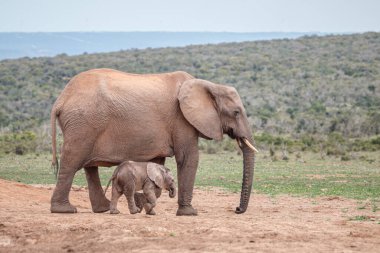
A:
[104,178,112,196]
[51,104,59,179]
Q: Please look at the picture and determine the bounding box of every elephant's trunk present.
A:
[169,184,176,198]
[235,137,255,214]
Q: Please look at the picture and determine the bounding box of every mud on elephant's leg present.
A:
[84,167,110,213]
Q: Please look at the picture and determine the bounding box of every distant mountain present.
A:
[0,32,323,60]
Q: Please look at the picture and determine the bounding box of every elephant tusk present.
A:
[242,138,259,153]
[236,138,243,149]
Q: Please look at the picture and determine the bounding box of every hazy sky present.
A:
[0,0,379,32]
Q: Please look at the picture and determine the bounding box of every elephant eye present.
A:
[233,110,240,117]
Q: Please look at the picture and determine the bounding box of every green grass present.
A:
[349,215,374,221]
[0,153,114,186]
[0,151,379,204]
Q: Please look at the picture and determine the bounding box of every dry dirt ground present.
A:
[0,179,379,252]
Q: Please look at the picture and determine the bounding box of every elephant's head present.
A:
[147,163,176,198]
[179,79,257,214]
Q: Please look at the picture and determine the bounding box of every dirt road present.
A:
[0,179,379,252]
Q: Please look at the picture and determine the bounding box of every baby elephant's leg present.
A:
[110,185,122,214]
[124,184,141,214]
[143,183,158,215]
[134,192,147,213]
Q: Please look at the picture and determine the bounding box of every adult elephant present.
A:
[50,69,257,215]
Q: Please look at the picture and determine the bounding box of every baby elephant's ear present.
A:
[147,163,164,189]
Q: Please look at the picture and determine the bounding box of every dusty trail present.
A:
[0,178,379,252]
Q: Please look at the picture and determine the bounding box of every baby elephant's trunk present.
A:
[169,184,176,198]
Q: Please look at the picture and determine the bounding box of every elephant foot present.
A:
[146,209,156,215]
[51,202,77,213]
[176,205,198,216]
[92,198,111,213]
[110,209,120,214]
[129,207,141,214]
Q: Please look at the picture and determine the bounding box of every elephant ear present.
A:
[147,163,164,189]
[178,79,223,141]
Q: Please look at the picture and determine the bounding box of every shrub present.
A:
[0,131,37,155]
[326,148,345,156]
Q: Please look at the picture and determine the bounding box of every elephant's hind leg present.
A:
[134,192,146,213]
[110,185,122,214]
[50,153,80,213]
[124,185,140,214]
[84,167,110,213]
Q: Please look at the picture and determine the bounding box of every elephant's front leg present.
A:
[143,183,158,215]
[84,167,110,213]
[175,143,199,216]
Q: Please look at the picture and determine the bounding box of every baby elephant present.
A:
[106,161,176,215]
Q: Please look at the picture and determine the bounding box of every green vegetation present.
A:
[0,131,38,155]
[1,32,380,154]
[191,152,380,202]
[349,215,375,221]
[197,133,380,162]
[0,33,379,206]
[1,151,379,204]
[0,153,114,186]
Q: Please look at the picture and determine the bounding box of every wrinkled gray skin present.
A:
[109,162,176,215]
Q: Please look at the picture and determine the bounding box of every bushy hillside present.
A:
[0,32,379,140]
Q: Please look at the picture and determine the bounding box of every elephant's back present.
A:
[116,161,148,190]
[60,68,191,101]
[67,68,192,86]
[54,68,189,132]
